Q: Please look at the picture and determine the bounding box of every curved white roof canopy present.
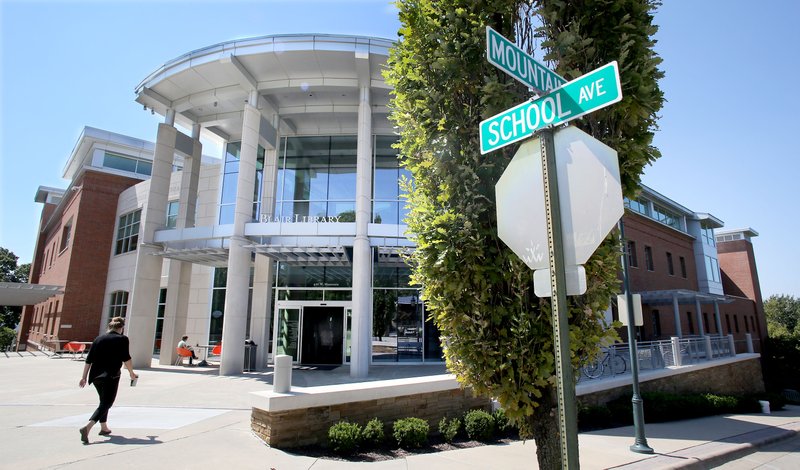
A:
[135,34,395,141]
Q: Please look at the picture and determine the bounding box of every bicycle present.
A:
[582,348,627,379]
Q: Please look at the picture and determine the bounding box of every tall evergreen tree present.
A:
[386,1,663,467]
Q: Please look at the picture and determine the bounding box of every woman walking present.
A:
[78,316,138,444]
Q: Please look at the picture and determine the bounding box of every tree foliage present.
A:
[385,0,663,466]
[764,294,800,337]
[1,247,30,329]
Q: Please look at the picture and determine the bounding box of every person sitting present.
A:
[177,335,198,365]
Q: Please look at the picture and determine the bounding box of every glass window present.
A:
[218,141,265,223]
[680,256,687,278]
[625,196,651,216]
[652,203,682,230]
[103,152,151,176]
[108,291,128,319]
[104,153,137,173]
[627,241,638,268]
[154,288,166,354]
[373,135,405,224]
[276,264,353,288]
[701,224,716,247]
[60,219,72,252]
[115,209,141,255]
[644,246,654,271]
[166,201,179,229]
[705,256,721,283]
[687,311,695,335]
[666,252,674,276]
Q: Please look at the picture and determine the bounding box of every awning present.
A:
[637,289,732,306]
[0,282,63,306]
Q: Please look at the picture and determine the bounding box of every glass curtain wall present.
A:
[274,264,353,301]
[209,267,255,344]
[373,135,410,224]
[274,136,357,221]
[219,142,266,224]
[372,264,441,362]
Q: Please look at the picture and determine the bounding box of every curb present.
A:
[610,421,800,469]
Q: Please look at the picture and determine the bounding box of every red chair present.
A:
[64,341,86,360]
[211,343,222,356]
[175,347,194,366]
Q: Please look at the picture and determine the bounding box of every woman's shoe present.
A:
[98,430,112,436]
[79,426,89,444]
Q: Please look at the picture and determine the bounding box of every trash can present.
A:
[244,339,258,372]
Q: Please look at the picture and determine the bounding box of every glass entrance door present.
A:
[272,301,351,365]
[300,306,344,365]
[276,307,300,361]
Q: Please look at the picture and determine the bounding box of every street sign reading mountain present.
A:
[480,61,622,154]
[486,26,566,94]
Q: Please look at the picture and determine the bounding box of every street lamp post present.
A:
[619,218,654,454]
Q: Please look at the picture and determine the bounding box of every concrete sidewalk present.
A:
[2,353,798,469]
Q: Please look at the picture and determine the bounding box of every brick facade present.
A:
[19,170,141,348]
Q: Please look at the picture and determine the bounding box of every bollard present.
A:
[273,354,293,393]
[745,333,754,353]
[670,337,682,367]
[727,334,736,357]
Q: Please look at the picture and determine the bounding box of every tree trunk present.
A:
[530,384,562,470]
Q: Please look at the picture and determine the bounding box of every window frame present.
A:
[114,209,141,255]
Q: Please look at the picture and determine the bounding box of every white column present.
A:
[695,297,705,336]
[220,91,260,375]
[713,301,723,336]
[127,122,176,368]
[672,294,682,338]
[250,119,279,368]
[159,127,202,365]
[351,86,373,378]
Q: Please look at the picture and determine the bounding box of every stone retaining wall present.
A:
[251,356,764,449]
[578,355,765,406]
[252,385,489,448]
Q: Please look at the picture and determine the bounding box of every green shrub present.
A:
[0,326,15,350]
[578,404,613,431]
[492,408,518,436]
[393,417,429,449]
[328,421,362,455]
[702,393,738,413]
[361,418,385,447]
[464,409,495,441]
[438,416,461,444]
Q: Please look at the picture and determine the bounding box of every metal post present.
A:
[539,128,579,469]
[619,219,654,454]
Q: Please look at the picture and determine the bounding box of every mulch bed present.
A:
[287,435,520,462]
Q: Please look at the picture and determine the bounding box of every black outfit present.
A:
[85,331,131,423]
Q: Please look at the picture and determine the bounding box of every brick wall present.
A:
[251,387,490,448]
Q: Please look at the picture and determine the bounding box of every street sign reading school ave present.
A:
[486,26,566,94]
[479,61,622,154]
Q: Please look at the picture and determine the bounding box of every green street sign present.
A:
[480,61,622,154]
[486,26,566,94]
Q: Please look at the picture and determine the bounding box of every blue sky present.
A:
[1,1,798,299]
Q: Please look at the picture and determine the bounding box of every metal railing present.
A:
[579,333,753,381]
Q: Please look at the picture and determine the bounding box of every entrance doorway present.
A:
[273,301,352,365]
[301,306,343,365]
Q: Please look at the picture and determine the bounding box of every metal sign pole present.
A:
[540,127,580,469]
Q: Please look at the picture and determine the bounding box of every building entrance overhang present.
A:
[638,289,733,306]
[0,282,64,306]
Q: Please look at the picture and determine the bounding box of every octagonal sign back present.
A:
[495,126,624,270]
